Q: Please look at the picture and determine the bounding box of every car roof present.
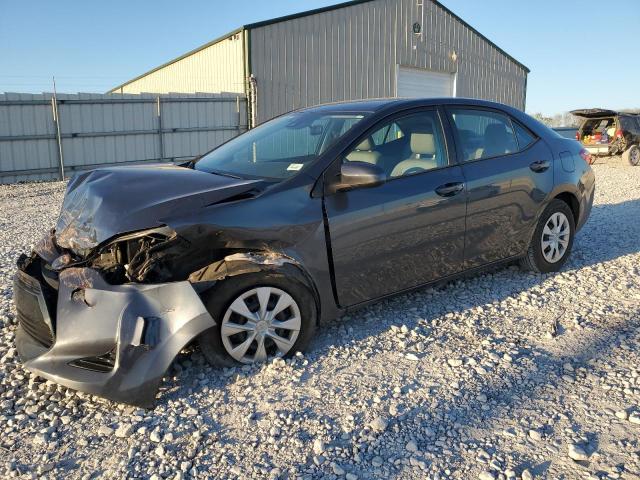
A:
[299,97,518,114]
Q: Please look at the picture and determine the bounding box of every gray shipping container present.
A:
[110,0,529,125]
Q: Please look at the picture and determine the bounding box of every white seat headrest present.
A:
[410,133,435,155]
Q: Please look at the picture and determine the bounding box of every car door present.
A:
[323,107,467,307]
[445,106,554,268]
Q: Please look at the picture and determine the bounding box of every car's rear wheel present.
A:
[520,199,575,273]
[198,272,316,367]
[623,144,639,166]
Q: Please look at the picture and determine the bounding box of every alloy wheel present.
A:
[220,286,301,364]
[541,212,570,263]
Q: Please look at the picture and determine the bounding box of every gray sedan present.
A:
[14,98,595,406]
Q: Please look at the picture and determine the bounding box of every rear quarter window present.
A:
[447,108,541,161]
[513,122,537,149]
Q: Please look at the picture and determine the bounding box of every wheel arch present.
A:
[523,187,580,255]
[188,251,322,326]
[553,190,580,223]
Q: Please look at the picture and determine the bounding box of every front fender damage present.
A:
[188,252,321,317]
[189,251,295,283]
[20,229,316,407]
[17,267,215,408]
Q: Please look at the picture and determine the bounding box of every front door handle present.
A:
[530,160,551,172]
[435,182,465,197]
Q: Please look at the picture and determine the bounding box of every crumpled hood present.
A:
[54,164,261,252]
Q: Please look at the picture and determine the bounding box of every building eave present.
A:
[108,0,529,94]
[243,0,530,73]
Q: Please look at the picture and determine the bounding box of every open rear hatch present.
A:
[571,108,618,118]
[571,109,619,154]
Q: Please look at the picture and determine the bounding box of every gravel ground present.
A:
[0,158,639,480]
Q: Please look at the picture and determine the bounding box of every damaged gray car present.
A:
[14,98,595,407]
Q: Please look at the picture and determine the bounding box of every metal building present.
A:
[109,0,529,126]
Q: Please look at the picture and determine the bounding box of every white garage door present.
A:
[396,66,455,98]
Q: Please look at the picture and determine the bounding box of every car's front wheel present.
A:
[520,199,575,273]
[198,272,316,367]
[623,144,639,166]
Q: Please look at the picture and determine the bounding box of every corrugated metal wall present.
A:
[0,92,247,184]
[112,32,245,95]
[249,0,527,123]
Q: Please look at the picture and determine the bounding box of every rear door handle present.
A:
[530,160,551,172]
[435,182,465,197]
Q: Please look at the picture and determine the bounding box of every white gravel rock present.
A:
[312,438,325,455]
[98,425,114,436]
[1,161,639,478]
[528,429,543,442]
[478,471,496,480]
[615,410,628,420]
[369,416,389,433]
[568,444,589,461]
[406,440,418,452]
[114,424,134,438]
[332,462,345,475]
[447,358,464,367]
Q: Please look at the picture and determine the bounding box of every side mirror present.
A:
[335,161,386,191]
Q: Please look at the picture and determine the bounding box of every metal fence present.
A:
[0,92,248,184]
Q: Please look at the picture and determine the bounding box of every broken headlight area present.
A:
[27,225,189,285]
[87,226,188,284]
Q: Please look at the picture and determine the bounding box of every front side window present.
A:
[195,110,367,180]
[344,110,448,178]
[448,108,519,161]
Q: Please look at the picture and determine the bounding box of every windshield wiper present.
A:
[207,169,243,179]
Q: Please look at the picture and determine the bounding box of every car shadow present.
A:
[566,198,640,268]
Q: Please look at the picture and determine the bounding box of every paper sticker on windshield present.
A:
[287,163,304,171]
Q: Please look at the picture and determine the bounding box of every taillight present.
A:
[615,129,623,139]
[579,148,593,165]
[575,131,580,141]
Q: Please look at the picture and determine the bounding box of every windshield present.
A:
[195,110,367,180]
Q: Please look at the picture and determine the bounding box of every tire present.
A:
[520,199,576,273]
[623,144,639,166]
[198,271,317,367]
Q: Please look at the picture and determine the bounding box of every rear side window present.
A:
[513,122,536,149]
[620,115,640,134]
[448,108,519,161]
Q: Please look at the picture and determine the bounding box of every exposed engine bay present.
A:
[12,164,318,407]
[67,226,184,284]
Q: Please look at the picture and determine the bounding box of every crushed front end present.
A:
[14,228,216,408]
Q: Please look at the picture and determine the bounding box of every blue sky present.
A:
[0,0,637,115]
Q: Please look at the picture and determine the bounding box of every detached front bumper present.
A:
[14,263,215,407]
